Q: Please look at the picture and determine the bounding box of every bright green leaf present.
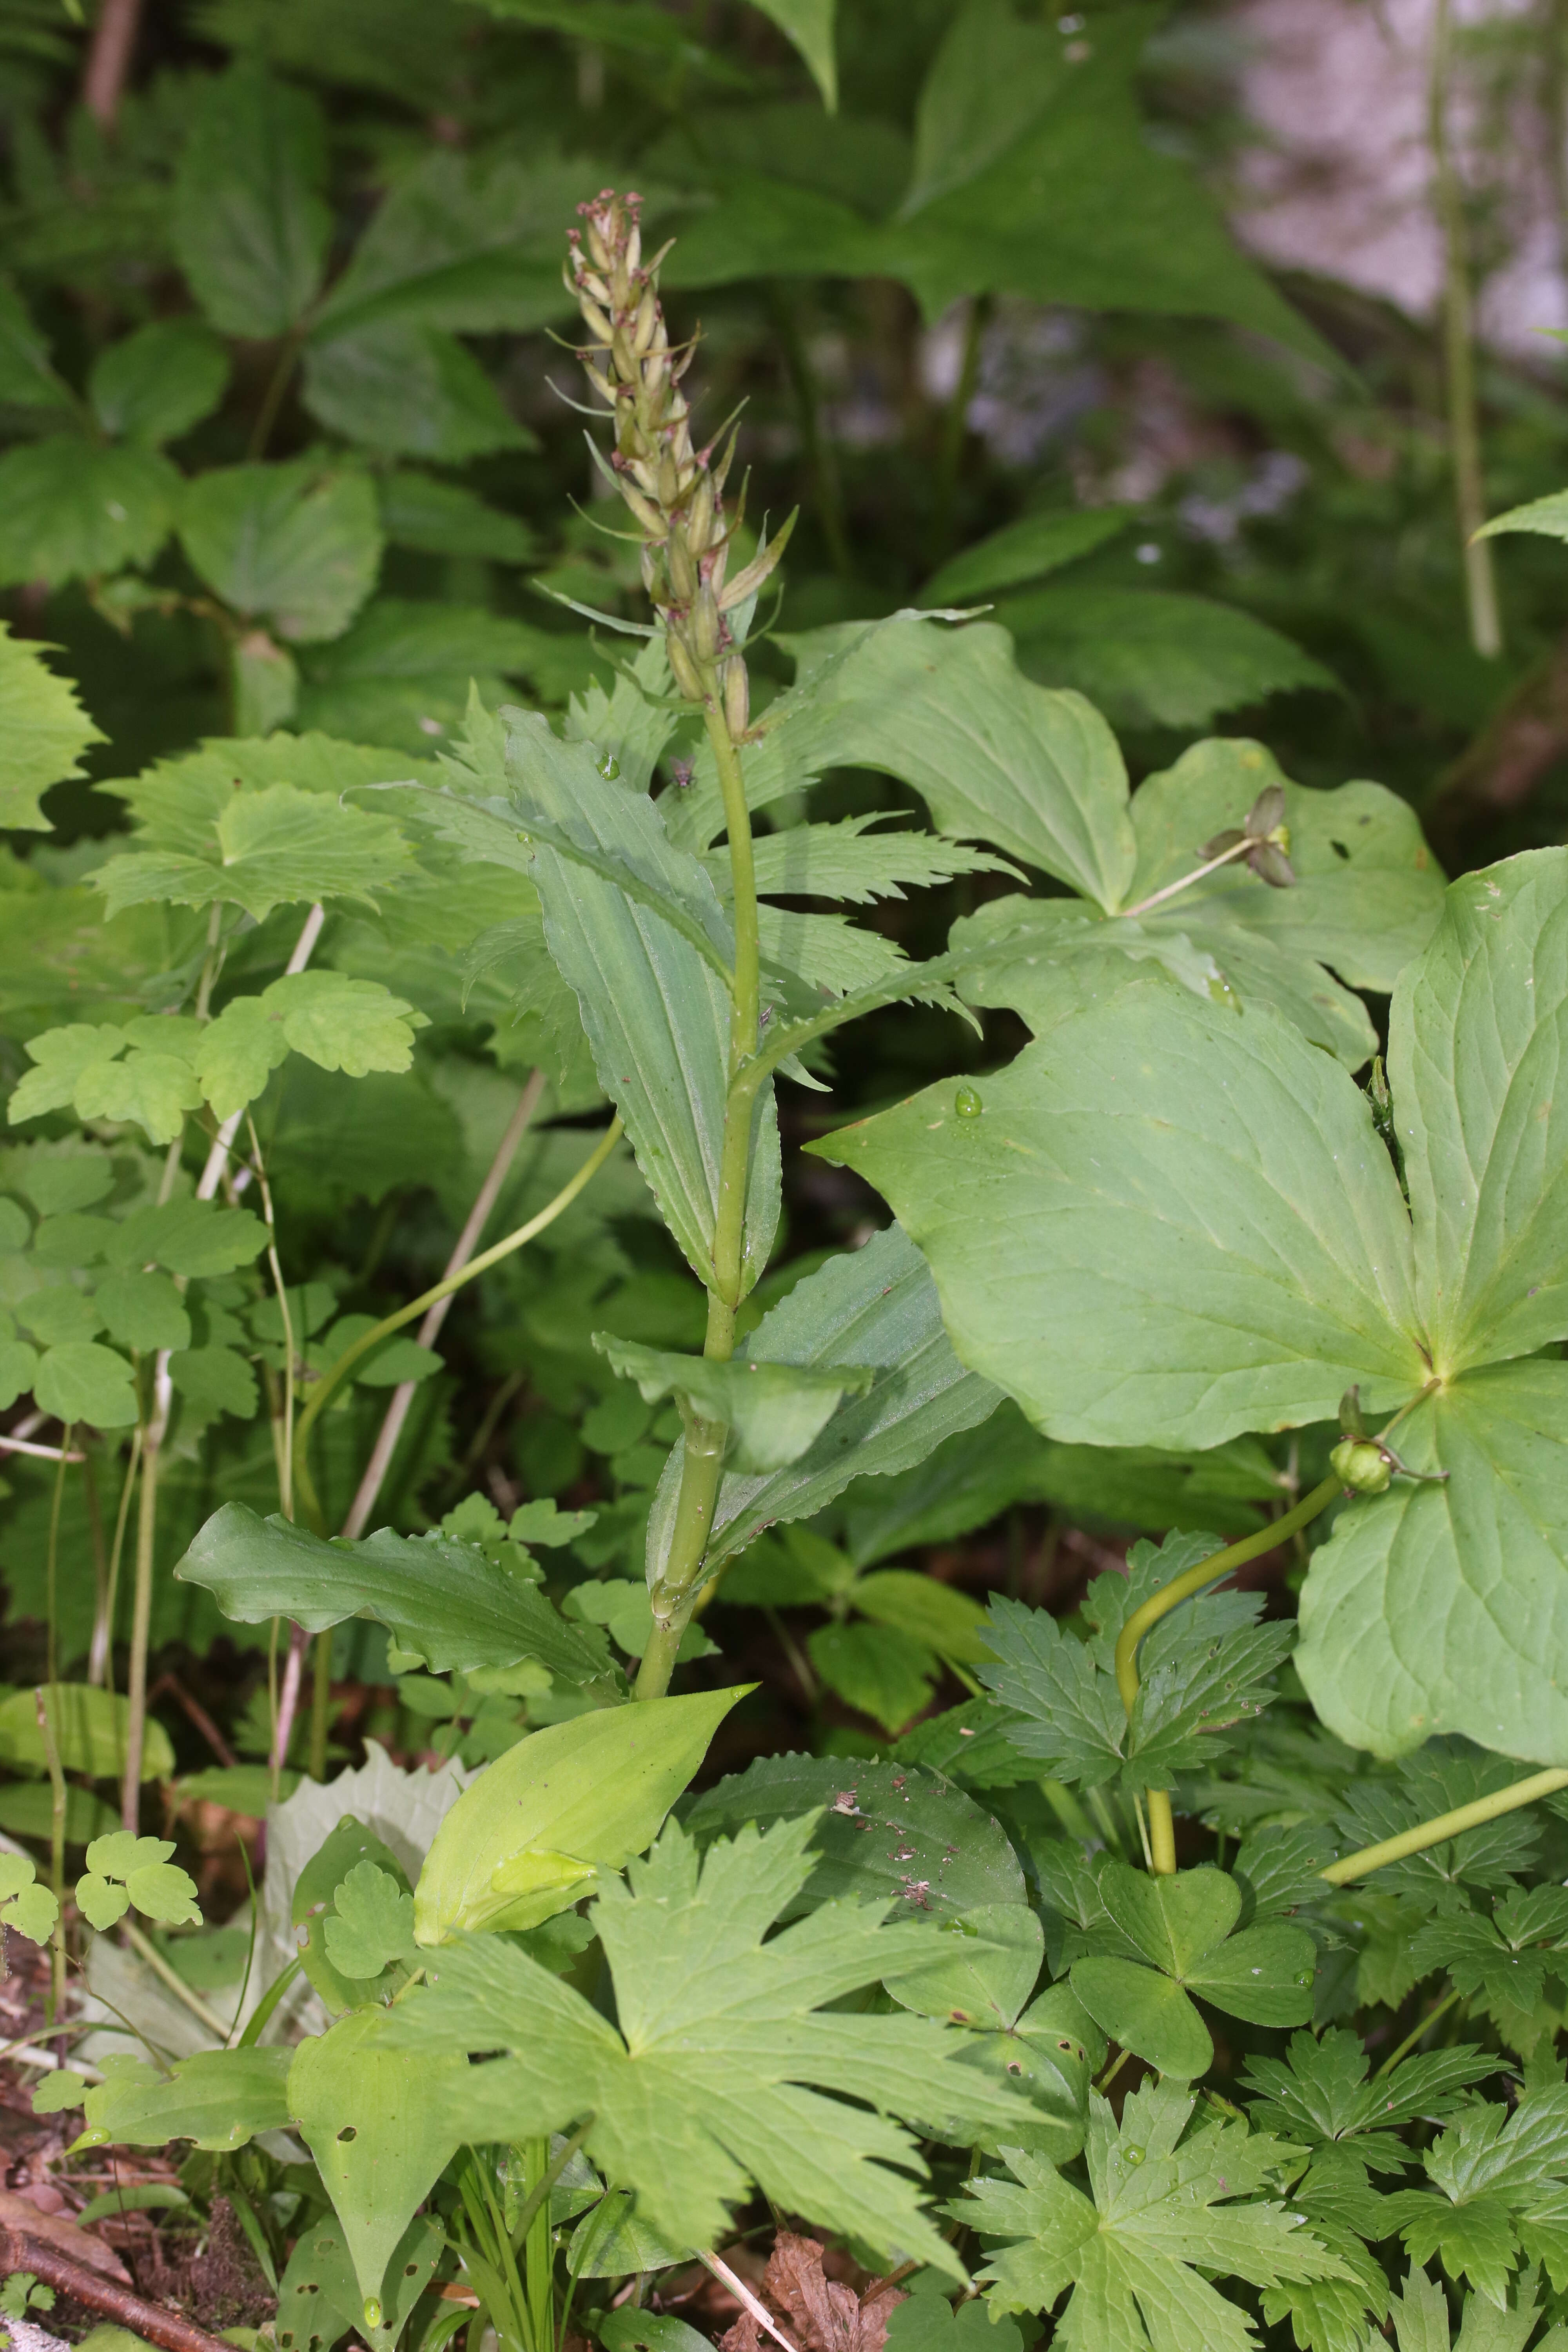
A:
[815,983,1425,1451]
[0,1684,174,1780]
[94,1271,192,1354]
[746,0,836,108]
[74,2047,293,2153]
[0,624,105,832]
[33,1342,138,1427]
[412,1686,745,1941]
[594,1333,873,1474]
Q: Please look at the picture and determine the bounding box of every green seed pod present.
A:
[955,1084,982,1119]
[1330,1437,1392,1494]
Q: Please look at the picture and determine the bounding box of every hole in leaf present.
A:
[336,2125,357,2142]
[1330,840,1350,861]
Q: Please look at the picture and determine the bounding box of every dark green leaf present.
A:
[176,1503,617,1684]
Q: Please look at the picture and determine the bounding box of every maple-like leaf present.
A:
[383,1815,1042,2273]
[1385,2084,1568,2307]
[982,1534,1292,1793]
[962,2075,1349,2350]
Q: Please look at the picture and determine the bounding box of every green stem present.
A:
[98,1421,139,1703]
[1117,836,1255,923]
[1321,1765,1568,1885]
[635,696,763,1702]
[1114,1473,1341,1875]
[45,1425,71,1689]
[1431,0,1503,657]
[120,1368,171,1833]
[237,1954,301,2049]
[121,1918,231,2039]
[1374,1982,1468,2078]
[34,1687,66,2028]
[292,1120,622,1532]
[247,328,303,463]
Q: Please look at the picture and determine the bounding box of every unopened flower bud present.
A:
[1330,1438,1392,1495]
[724,658,749,737]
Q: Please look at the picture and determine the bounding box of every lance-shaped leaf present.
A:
[288,2011,466,2314]
[720,815,1016,907]
[645,1223,1001,1584]
[412,1688,744,1942]
[962,2076,1349,2344]
[441,704,779,1296]
[385,1815,1037,2274]
[815,982,1425,1452]
[176,1504,615,1686]
[594,1333,873,1473]
[677,617,1134,907]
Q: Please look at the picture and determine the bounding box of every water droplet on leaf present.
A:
[955,1085,982,1119]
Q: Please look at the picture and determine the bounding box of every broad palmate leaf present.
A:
[962,2074,1349,2349]
[953,737,1444,1069]
[821,850,1568,1764]
[383,1814,1034,2273]
[980,1530,1294,1792]
[1385,2084,1568,2307]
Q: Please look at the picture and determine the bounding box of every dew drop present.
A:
[955,1085,983,1119]
[1123,2144,1145,2166]
[364,2301,383,2332]
[597,751,620,780]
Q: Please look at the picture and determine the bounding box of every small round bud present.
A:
[955,1085,983,1119]
[1330,1437,1392,1495]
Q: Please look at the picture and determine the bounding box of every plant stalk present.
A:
[1321,1764,1568,1885]
[1114,1472,1341,1874]
[120,1358,173,1832]
[34,1687,67,2027]
[341,1069,545,1543]
[635,696,760,1701]
[292,1119,622,1530]
[1431,0,1503,657]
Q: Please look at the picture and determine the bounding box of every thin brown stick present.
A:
[339,1069,546,1541]
[0,2225,235,2352]
[80,0,143,128]
[147,1674,236,1771]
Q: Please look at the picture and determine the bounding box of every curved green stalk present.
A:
[1114,1472,1343,1875]
[1321,1764,1568,1886]
[292,1118,622,1532]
